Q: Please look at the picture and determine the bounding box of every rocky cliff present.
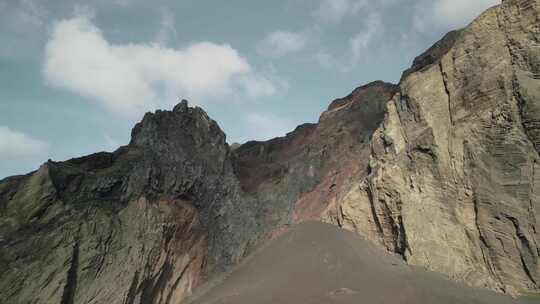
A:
[334,0,540,294]
[1,0,539,302]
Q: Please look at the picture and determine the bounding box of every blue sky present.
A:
[0,0,499,178]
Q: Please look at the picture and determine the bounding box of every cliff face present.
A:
[232,81,397,225]
[233,0,540,295]
[334,0,540,294]
[236,0,540,295]
[1,0,539,302]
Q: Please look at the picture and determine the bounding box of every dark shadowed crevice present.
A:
[439,61,454,126]
[61,241,80,304]
[124,271,140,304]
[507,215,538,286]
[397,215,411,261]
[165,257,196,304]
[366,183,384,237]
[140,260,174,304]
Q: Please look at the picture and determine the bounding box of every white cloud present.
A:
[44,13,276,115]
[313,0,368,23]
[313,49,352,72]
[14,0,47,28]
[350,13,381,64]
[257,30,308,58]
[237,75,278,98]
[0,126,48,159]
[313,0,403,23]
[309,0,401,70]
[155,7,176,45]
[114,0,130,6]
[314,49,339,70]
[245,112,294,141]
[415,0,500,31]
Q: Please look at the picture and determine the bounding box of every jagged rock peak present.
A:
[129,99,226,150]
[173,99,189,113]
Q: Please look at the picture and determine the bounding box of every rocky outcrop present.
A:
[1,0,539,302]
[291,0,540,295]
[0,102,230,303]
[232,81,397,223]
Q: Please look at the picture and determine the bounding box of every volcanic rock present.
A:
[1,0,540,303]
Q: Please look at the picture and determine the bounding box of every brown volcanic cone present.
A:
[188,221,532,304]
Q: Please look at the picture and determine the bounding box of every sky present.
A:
[0,0,500,179]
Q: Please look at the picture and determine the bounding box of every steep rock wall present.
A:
[315,0,540,294]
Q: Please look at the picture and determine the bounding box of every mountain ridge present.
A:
[1,0,540,303]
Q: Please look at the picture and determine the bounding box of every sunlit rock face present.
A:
[1,0,540,303]
[340,1,540,295]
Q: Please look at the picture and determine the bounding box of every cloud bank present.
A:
[0,126,48,159]
[313,0,367,23]
[44,13,276,115]
[257,30,308,58]
[350,13,381,64]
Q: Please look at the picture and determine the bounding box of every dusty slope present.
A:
[188,222,532,304]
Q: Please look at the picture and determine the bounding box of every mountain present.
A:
[1,0,539,303]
